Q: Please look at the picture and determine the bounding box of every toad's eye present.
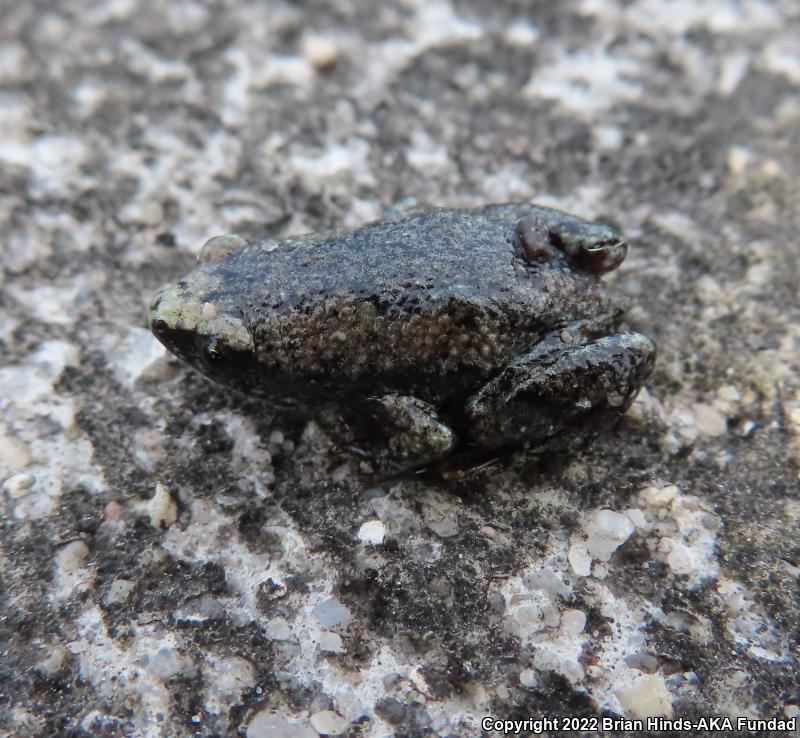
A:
[574,239,628,274]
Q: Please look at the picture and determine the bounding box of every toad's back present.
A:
[211,209,617,374]
[150,205,629,401]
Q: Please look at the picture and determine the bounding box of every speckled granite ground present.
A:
[1,1,799,736]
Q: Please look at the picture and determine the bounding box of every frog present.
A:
[149,203,656,474]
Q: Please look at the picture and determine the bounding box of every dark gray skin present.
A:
[149,204,656,473]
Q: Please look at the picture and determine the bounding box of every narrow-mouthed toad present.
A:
[150,204,655,473]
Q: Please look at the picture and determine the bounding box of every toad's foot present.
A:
[366,394,456,473]
[464,323,656,454]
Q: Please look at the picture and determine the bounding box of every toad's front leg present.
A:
[364,393,456,473]
[464,322,656,455]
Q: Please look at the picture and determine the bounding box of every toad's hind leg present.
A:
[464,324,656,455]
[366,394,456,473]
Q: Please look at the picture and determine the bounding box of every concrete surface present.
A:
[1,0,799,736]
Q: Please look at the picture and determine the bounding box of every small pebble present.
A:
[357,519,385,545]
[717,384,741,403]
[259,578,288,601]
[668,543,697,576]
[205,656,256,714]
[503,20,539,47]
[302,35,339,70]
[561,609,586,636]
[519,668,538,688]
[0,430,31,470]
[623,508,648,530]
[104,500,123,520]
[174,595,226,623]
[57,540,89,574]
[312,598,352,630]
[423,510,458,538]
[310,710,348,736]
[104,578,134,606]
[583,509,634,561]
[148,647,184,680]
[247,711,317,738]
[640,484,678,507]
[568,542,592,577]
[145,482,177,528]
[625,651,659,674]
[118,198,164,226]
[727,145,752,176]
[523,568,570,597]
[409,666,431,696]
[617,674,673,719]
[3,472,34,498]
[693,403,727,437]
[319,631,346,654]
[266,617,293,641]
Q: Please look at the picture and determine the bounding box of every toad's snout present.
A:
[149,279,256,370]
[149,283,200,360]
